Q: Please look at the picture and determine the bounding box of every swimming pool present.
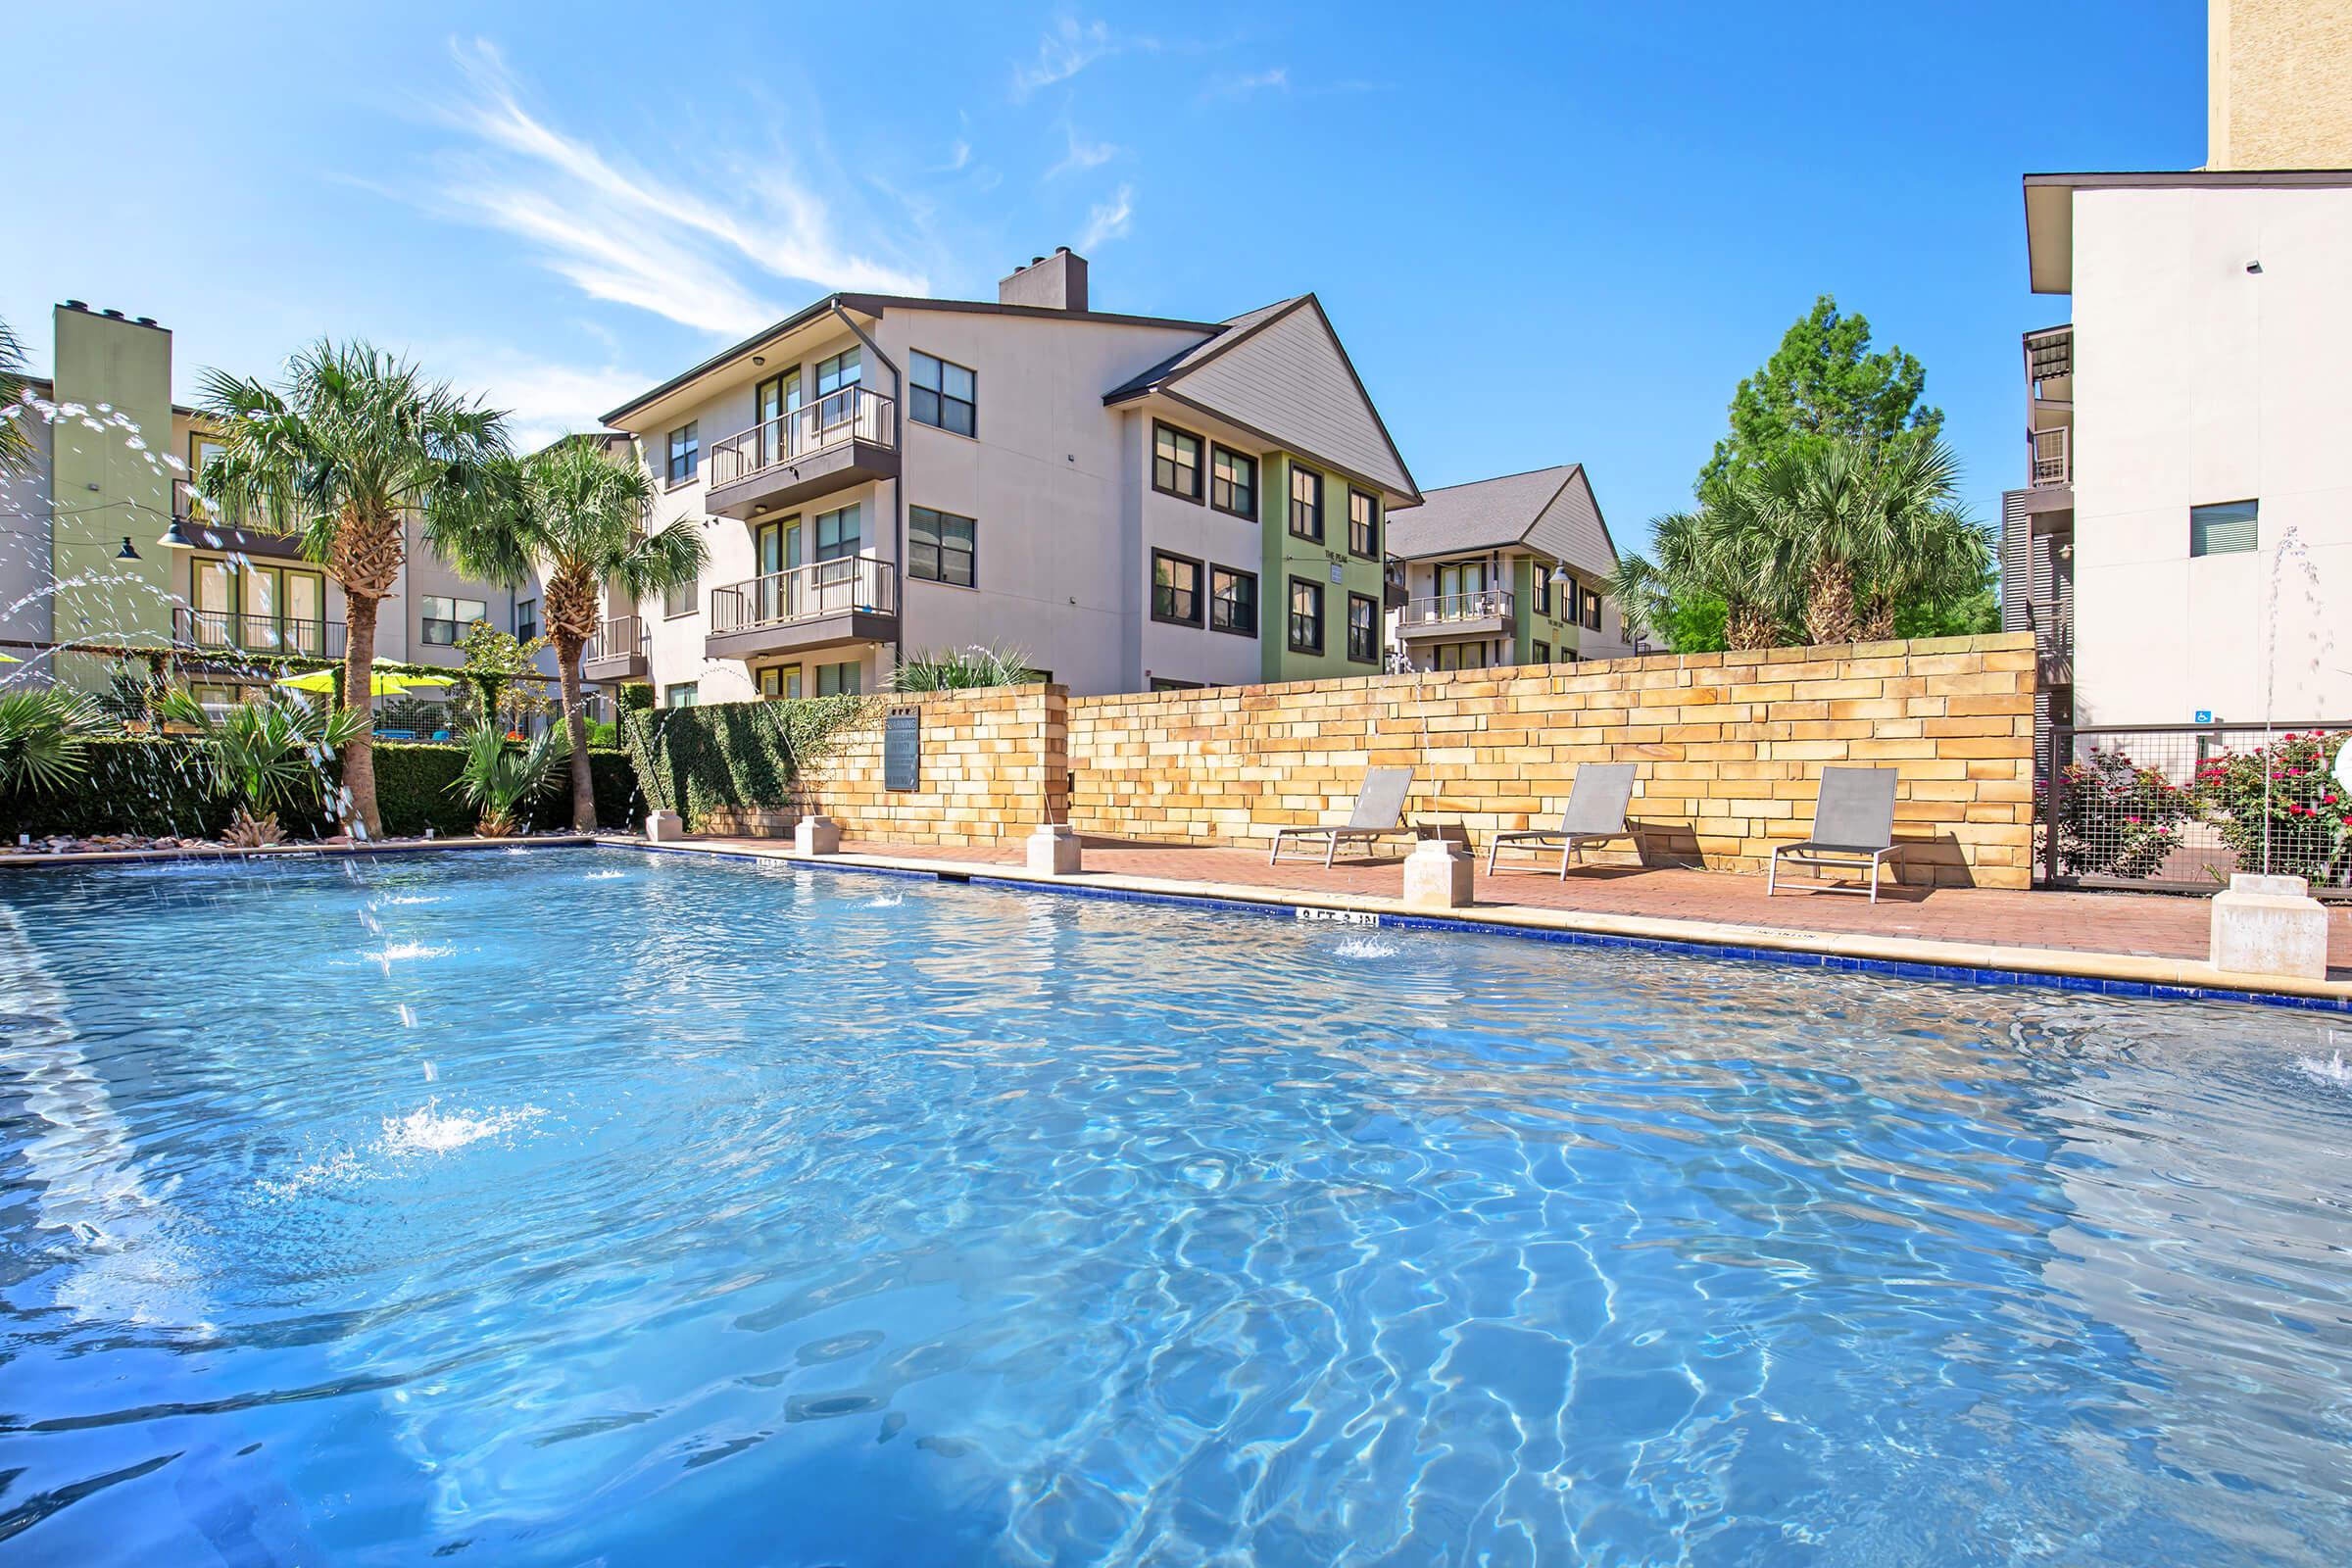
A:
[3,847,2348,1565]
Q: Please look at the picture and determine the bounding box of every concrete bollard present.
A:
[1402,837,1474,910]
[2209,872,2329,981]
[644,809,685,843]
[794,815,843,856]
[1025,822,1084,877]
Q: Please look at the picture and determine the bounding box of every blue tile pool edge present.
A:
[623,840,2352,1015]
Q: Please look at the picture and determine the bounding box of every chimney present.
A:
[999,247,1089,313]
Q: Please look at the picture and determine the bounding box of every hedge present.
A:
[1,738,642,842]
[623,696,871,830]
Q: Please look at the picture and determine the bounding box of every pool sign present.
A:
[884,708,921,792]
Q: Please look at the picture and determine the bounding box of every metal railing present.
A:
[582,614,641,664]
[2030,425,2071,487]
[2039,720,2352,894]
[173,607,345,659]
[710,554,897,635]
[705,385,895,489]
[1399,589,1516,627]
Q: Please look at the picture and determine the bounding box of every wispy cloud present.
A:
[1048,121,1119,178]
[939,139,973,172]
[1012,17,1156,100]
[1080,184,1135,250]
[422,38,926,336]
[420,339,655,450]
[1206,67,1289,98]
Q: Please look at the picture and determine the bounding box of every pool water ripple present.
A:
[2,850,2350,1564]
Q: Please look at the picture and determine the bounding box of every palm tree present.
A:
[1650,505,1794,651]
[197,343,509,839]
[887,643,1039,692]
[0,688,103,795]
[0,316,33,476]
[1742,439,1987,646]
[451,720,570,837]
[160,690,368,846]
[435,437,704,831]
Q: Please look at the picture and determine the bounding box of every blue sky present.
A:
[11,2,2204,554]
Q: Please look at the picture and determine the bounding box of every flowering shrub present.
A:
[2192,730,2352,885]
[2043,746,2199,879]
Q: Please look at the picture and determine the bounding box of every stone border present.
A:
[605,836,2352,1014]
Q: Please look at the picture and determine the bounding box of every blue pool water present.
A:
[2,848,2349,1566]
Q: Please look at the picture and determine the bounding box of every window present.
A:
[814,504,862,562]
[909,506,976,587]
[2190,499,2259,557]
[1533,640,1550,664]
[663,576,698,618]
[190,558,328,654]
[1347,592,1378,663]
[422,595,487,646]
[1290,466,1323,541]
[665,422,699,486]
[1210,446,1257,517]
[663,682,699,708]
[1288,577,1324,654]
[816,661,861,696]
[1209,565,1257,637]
[910,350,976,437]
[1152,422,1203,501]
[758,665,803,699]
[514,598,538,642]
[1533,568,1554,616]
[1433,643,1488,671]
[1152,550,1203,625]
[1582,588,1602,631]
[1151,677,1205,691]
[814,349,861,427]
[1348,488,1379,559]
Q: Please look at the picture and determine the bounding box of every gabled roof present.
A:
[1385,464,1619,574]
[1103,293,1420,503]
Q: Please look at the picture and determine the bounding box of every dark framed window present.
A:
[422,595,487,645]
[514,597,538,641]
[814,349,862,428]
[1348,487,1379,558]
[1582,588,1602,630]
[1290,465,1323,541]
[910,350,976,437]
[1152,422,1203,501]
[1209,565,1257,637]
[909,506,977,587]
[816,661,861,696]
[665,421,699,485]
[1534,568,1553,616]
[1152,550,1203,625]
[757,664,803,700]
[2190,499,2258,557]
[1210,445,1256,517]
[1533,640,1550,664]
[1151,677,1205,692]
[1347,592,1378,663]
[814,503,861,562]
[1288,576,1324,655]
[663,681,700,708]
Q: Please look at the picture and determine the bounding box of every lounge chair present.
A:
[1767,765,1903,903]
[1268,766,1418,867]
[1485,763,1639,879]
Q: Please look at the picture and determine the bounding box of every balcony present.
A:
[172,479,310,561]
[581,615,646,682]
[703,385,898,521]
[2022,324,2073,490]
[1396,589,1517,642]
[173,607,346,660]
[2030,426,2071,487]
[705,554,899,662]
[1382,556,1409,611]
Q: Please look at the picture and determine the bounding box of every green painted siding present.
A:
[50,306,174,691]
[1508,555,1580,664]
[1259,453,1386,682]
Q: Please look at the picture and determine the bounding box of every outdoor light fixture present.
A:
[1549,564,1572,585]
[155,517,194,550]
[116,536,140,561]
[752,355,766,366]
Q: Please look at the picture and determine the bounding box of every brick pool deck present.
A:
[659,832,2352,1004]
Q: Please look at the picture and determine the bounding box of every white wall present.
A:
[2072,184,2352,725]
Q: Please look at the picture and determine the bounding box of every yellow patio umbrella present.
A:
[0,652,18,662]
[274,668,453,697]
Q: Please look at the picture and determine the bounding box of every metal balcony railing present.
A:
[173,607,345,659]
[2030,425,2071,487]
[710,554,897,635]
[705,385,895,489]
[582,614,642,664]
[1399,589,1516,627]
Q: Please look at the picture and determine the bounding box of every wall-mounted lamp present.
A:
[116,536,141,561]
[752,355,767,366]
[155,517,194,551]
[1548,564,1572,585]
[2246,261,2264,274]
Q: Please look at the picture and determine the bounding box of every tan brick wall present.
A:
[786,685,1068,849]
[1064,634,2037,890]
[2210,0,2352,169]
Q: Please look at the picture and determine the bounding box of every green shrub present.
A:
[2042,746,2199,880]
[623,696,871,829]
[2193,729,2352,884]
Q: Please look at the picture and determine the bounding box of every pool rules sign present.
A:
[884,708,921,792]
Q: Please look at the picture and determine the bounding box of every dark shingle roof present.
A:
[1385,465,1618,573]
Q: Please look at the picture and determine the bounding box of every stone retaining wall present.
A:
[789,685,1067,849]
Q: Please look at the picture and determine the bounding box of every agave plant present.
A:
[450,721,569,838]
[160,690,368,846]
[0,687,104,796]
[887,644,1040,692]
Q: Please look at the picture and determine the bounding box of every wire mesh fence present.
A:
[2040,722,2352,894]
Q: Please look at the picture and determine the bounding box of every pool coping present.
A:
[607,835,2352,1014]
[0,835,600,869]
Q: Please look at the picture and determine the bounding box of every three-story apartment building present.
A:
[591,249,1422,702]
[1383,465,1631,669]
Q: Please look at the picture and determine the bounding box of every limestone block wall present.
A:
[1062,635,2036,889]
[791,684,1068,849]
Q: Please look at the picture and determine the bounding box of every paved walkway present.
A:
[666,833,2352,995]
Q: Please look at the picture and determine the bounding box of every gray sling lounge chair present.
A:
[1268,766,1418,867]
[1767,765,1903,903]
[1485,763,1640,879]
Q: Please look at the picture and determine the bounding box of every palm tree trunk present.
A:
[342,593,383,839]
[1725,600,1782,651]
[1802,560,1866,647]
[556,634,596,831]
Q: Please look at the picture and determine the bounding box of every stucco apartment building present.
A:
[1,301,541,713]
[1383,464,1635,670]
[591,250,1422,704]
[2003,0,2352,733]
